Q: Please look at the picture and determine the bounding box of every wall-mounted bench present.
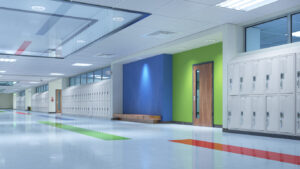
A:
[112,114,161,123]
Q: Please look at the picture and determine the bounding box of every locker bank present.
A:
[0,0,300,169]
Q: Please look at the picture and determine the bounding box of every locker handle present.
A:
[241,111,243,116]
[266,112,269,117]
[253,112,256,116]
[297,112,300,119]
[280,112,284,118]
[228,111,231,116]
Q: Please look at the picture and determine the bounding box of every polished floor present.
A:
[0,110,299,169]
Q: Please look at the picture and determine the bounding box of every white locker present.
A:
[228,63,239,95]
[278,95,295,134]
[241,62,252,94]
[238,63,245,93]
[297,54,300,93]
[296,94,300,134]
[277,55,295,94]
[251,60,265,94]
[251,96,266,131]
[263,58,274,93]
[240,96,252,130]
[266,96,280,132]
[228,96,240,129]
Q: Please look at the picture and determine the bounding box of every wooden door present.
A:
[193,62,213,126]
[56,89,62,113]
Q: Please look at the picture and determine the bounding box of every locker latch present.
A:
[252,76,256,90]
[280,112,284,128]
[240,77,243,91]
[266,75,270,89]
[229,79,232,90]
[240,111,244,125]
[251,112,256,128]
[280,73,284,89]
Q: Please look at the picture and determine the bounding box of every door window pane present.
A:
[292,13,300,42]
[246,17,288,52]
[102,67,111,80]
[94,70,102,82]
[87,72,94,84]
[81,73,87,85]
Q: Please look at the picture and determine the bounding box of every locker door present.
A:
[243,62,252,94]
[240,96,251,130]
[297,55,300,92]
[228,64,239,95]
[263,59,274,93]
[251,96,266,131]
[279,95,295,134]
[296,94,300,134]
[278,55,295,93]
[266,96,280,132]
[238,63,245,93]
[228,96,240,129]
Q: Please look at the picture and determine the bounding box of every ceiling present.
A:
[1,0,300,93]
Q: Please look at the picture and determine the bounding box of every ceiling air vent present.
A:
[146,31,175,38]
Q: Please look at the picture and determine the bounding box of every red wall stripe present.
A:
[170,139,300,165]
[16,112,31,115]
[15,41,32,55]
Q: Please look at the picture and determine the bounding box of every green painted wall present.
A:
[172,42,223,125]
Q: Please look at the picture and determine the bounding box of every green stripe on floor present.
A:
[39,121,130,141]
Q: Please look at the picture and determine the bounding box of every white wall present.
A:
[0,93,13,109]
[48,78,68,112]
[222,24,244,128]
[25,88,33,109]
[16,95,25,110]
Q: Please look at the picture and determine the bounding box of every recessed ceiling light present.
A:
[216,0,279,11]
[112,17,124,22]
[29,82,40,84]
[95,54,115,58]
[31,5,46,12]
[50,73,64,76]
[0,58,16,62]
[292,31,300,37]
[0,71,6,73]
[72,63,92,67]
[76,40,86,44]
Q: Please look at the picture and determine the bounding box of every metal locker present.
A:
[251,96,266,131]
[296,94,300,134]
[228,96,240,129]
[252,60,265,94]
[266,96,280,132]
[277,55,295,94]
[228,63,239,95]
[243,62,252,94]
[278,94,295,134]
[238,63,246,93]
[263,58,275,93]
[240,96,251,130]
[297,54,300,93]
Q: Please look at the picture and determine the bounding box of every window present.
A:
[102,67,111,80]
[81,73,87,85]
[292,13,300,42]
[246,17,288,52]
[87,72,94,84]
[75,75,81,85]
[94,70,102,82]
[35,84,48,93]
[19,91,25,96]
[70,77,76,86]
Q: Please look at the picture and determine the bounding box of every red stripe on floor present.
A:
[15,41,32,55]
[170,139,300,165]
[16,112,31,115]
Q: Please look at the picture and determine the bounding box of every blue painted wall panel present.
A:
[123,54,172,122]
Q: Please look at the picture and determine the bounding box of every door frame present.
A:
[192,61,214,127]
[56,89,62,113]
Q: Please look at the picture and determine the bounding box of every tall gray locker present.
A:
[228,96,240,129]
[251,96,266,131]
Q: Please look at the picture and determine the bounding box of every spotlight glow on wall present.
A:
[216,0,279,11]
[0,58,16,62]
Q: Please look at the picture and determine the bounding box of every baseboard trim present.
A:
[223,128,300,140]
[171,121,193,125]
[48,112,56,114]
[213,125,223,128]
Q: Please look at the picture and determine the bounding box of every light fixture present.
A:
[95,54,115,58]
[32,5,46,12]
[76,40,86,44]
[216,0,279,11]
[292,31,300,37]
[112,17,124,22]
[0,58,16,62]
[29,82,40,84]
[0,71,6,73]
[50,73,64,76]
[72,63,92,67]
